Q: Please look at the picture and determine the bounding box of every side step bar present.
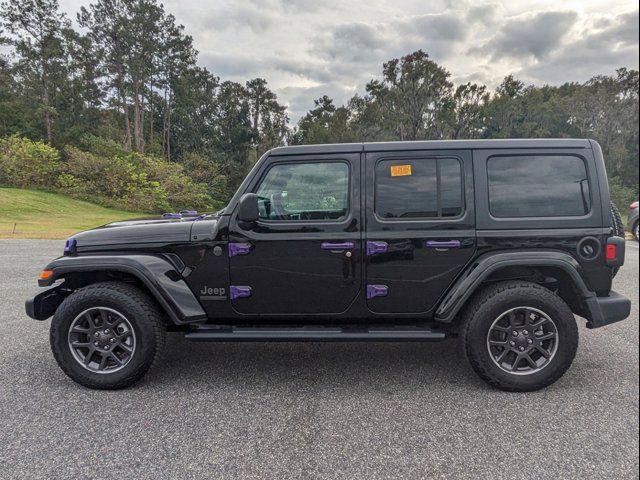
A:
[185,326,446,342]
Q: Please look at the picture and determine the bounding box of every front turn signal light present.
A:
[39,269,54,281]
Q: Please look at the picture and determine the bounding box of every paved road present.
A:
[0,240,638,480]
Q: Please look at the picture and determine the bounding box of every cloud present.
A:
[57,0,639,123]
[473,11,579,60]
[520,9,639,84]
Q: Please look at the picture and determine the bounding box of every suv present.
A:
[26,139,630,391]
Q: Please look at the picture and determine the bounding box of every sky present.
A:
[59,0,639,123]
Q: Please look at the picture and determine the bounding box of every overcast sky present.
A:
[60,0,639,122]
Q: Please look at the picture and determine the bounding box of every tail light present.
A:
[605,237,625,267]
[630,201,638,209]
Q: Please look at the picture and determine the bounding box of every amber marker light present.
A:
[39,269,54,281]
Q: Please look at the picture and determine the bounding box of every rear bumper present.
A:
[585,290,631,329]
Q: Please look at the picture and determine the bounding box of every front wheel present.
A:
[460,281,578,392]
[50,282,166,389]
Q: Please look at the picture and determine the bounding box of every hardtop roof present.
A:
[268,138,593,156]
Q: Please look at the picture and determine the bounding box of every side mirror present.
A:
[237,193,259,225]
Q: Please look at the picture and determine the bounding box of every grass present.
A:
[0,188,145,239]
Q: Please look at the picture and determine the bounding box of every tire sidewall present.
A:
[50,287,159,388]
[465,287,578,390]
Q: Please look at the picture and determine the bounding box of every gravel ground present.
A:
[0,239,638,480]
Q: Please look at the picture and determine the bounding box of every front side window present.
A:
[488,155,591,217]
[255,162,349,221]
[375,158,463,219]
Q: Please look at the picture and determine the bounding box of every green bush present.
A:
[61,146,213,213]
[609,177,638,220]
[182,152,229,208]
[0,135,60,188]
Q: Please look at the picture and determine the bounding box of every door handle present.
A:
[425,240,461,249]
[321,242,354,251]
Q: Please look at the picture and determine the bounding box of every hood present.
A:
[70,214,220,249]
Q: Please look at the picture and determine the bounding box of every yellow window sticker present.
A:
[390,164,412,177]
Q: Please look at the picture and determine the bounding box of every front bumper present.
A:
[585,290,631,329]
[25,284,69,320]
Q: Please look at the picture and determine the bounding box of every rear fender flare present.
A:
[37,255,207,324]
[434,251,594,323]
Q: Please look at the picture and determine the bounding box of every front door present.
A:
[364,149,476,314]
[228,153,362,315]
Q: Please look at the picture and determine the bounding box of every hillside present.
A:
[0,188,144,239]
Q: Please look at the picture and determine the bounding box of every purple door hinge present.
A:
[367,285,388,299]
[229,242,251,257]
[230,286,252,299]
[366,241,388,256]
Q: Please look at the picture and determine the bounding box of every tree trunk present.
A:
[41,63,52,144]
[122,94,132,150]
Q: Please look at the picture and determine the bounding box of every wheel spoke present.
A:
[98,353,109,371]
[71,325,90,334]
[99,309,110,327]
[71,341,91,348]
[489,339,507,346]
[509,354,521,371]
[83,349,94,365]
[536,332,556,342]
[523,353,537,368]
[109,352,124,365]
[495,348,510,364]
[116,330,132,341]
[531,317,549,328]
[117,342,133,353]
[84,312,97,329]
[535,345,551,359]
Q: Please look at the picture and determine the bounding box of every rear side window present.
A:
[375,158,463,219]
[488,155,590,218]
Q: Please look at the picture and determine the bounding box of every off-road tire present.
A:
[610,201,624,277]
[460,281,578,392]
[50,281,166,389]
[610,201,624,238]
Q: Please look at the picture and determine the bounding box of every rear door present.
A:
[364,149,476,314]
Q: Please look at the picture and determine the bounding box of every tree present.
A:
[245,78,288,154]
[365,50,453,140]
[1,0,71,143]
[291,95,352,145]
[448,83,489,139]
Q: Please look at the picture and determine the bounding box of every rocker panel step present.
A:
[185,326,446,342]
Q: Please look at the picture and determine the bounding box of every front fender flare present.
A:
[35,255,207,324]
[434,251,594,323]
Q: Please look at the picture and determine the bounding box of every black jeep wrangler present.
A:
[26,139,631,391]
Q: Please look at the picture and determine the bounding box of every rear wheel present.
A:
[460,281,578,392]
[50,281,166,389]
[633,220,639,242]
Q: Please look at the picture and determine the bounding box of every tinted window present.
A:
[375,158,463,219]
[255,162,349,221]
[488,155,590,218]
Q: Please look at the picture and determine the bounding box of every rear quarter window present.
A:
[487,155,591,218]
